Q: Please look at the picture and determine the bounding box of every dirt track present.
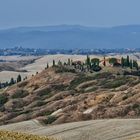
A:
[0,119,140,140]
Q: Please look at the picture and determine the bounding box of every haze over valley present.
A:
[1,25,140,49]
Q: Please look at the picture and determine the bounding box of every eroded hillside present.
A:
[0,66,140,125]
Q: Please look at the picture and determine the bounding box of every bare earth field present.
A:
[1,53,140,82]
[0,119,140,140]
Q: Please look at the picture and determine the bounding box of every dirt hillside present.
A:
[0,66,140,125]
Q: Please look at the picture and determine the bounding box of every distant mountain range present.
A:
[0,25,140,49]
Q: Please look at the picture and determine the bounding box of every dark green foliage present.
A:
[55,66,76,73]
[90,58,101,71]
[9,78,15,86]
[129,60,133,69]
[69,74,91,90]
[122,95,128,100]
[69,72,112,90]
[47,63,49,68]
[35,101,46,107]
[53,60,55,67]
[132,103,140,109]
[91,58,100,66]
[45,116,57,124]
[37,88,52,97]
[85,55,91,67]
[103,80,126,88]
[46,111,54,116]
[121,57,125,67]
[0,94,8,106]
[23,76,28,81]
[126,55,130,67]
[17,74,22,83]
[93,72,113,79]
[133,60,139,70]
[58,60,62,66]
[109,58,117,65]
[0,83,2,89]
[102,76,131,89]
[68,58,71,65]
[91,65,102,72]
[11,90,28,98]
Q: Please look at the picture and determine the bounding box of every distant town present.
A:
[0,47,140,56]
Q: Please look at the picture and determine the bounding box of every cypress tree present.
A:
[17,74,22,83]
[133,60,139,70]
[126,55,130,67]
[68,58,71,65]
[121,57,124,67]
[53,60,55,67]
[129,59,133,69]
[9,78,15,85]
[103,56,106,66]
[86,55,91,67]
[47,63,49,69]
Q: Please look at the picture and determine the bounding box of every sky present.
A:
[0,0,140,29]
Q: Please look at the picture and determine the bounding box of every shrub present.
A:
[46,111,54,116]
[93,72,113,79]
[102,76,130,89]
[0,94,8,106]
[122,95,128,100]
[55,66,76,73]
[36,101,46,107]
[103,80,126,89]
[132,104,140,109]
[91,66,102,72]
[44,116,57,124]
[12,90,28,98]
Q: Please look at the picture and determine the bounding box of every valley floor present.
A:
[0,119,140,140]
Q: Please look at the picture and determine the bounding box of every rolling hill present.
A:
[1,25,140,49]
[0,65,140,125]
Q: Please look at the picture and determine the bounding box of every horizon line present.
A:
[1,24,140,30]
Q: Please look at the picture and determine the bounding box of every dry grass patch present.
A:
[0,130,55,140]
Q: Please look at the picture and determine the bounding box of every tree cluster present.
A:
[121,55,139,70]
[0,74,23,89]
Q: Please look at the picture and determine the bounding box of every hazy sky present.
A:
[0,0,140,28]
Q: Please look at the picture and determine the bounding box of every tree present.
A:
[103,56,106,66]
[46,63,49,69]
[91,58,100,66]
[9,78,15,85]
[58,60,62,66]
[5,82,9,87]
[109,58,117,65]
[68,58,71,65]
[23,76,27,81]
[133,60,139,70]
[129,59,133,69]
[121,57,125,67]
[53,60,55,67]
[17,74,22,83]
[126,55,130,67]
[85,55,91,67]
